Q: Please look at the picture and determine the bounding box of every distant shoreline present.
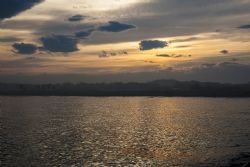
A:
[1,95,250,98]
[1,79,250,97]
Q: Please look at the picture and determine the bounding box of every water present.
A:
[1,97,250,167]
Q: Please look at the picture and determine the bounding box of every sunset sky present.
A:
[0,0,250,83]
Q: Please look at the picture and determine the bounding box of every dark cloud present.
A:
[220,50,229,54]
[175,54,192,58]
[2,0,250,46]
[68,15,85,22]
[174,45,190,48]
[156,53,192,58]
[140,40,168,51]
[156,54,172,57]
[98,21,136,32]
[75,29,94,38]
[12,43,38,54]
[40,35,78,53]
[238,24,250,29]
[99,50,128,58]
[0,0,44,20]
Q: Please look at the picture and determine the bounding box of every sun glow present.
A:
[40,0,146,13]
[74,0,145,11]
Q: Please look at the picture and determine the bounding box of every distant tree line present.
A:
[0,79,250,97]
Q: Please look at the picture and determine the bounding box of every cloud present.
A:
[218,62,241,67]
[99,50,128,58]
[197,62,249,71]
[144,60,157,64]
[0,0,44,20]
[156,53,192,58]
[156,54,172,57]
[170,37,200,43]
[68,15,85,22]
[40,35,78,53]
[12,43,38,54]
[238,24,250,29]
[200,63,217,68]
[98,21,136,32]
[173,45,190,48]
[140,40,168,51]
[2,0,250,46]
[0,36,21,43]
[0,57,48,69]
[220,50,229,54]
[175,54,192,58]
[75,29,94,38]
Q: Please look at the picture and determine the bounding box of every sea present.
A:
[1,97,250,166]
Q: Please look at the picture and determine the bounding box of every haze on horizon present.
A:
[1,0,250,83]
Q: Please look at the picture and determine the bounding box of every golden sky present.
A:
[0,0,250,83]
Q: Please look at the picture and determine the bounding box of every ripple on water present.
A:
[1,97,250,166]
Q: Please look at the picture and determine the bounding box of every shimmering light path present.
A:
[1,97,250,166]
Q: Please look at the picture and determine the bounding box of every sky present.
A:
[0,0,250,83]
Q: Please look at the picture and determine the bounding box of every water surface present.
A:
[1,97,250,166]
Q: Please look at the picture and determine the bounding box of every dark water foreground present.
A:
[1,97,250,167]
